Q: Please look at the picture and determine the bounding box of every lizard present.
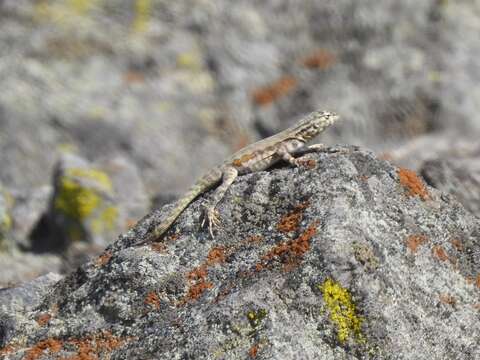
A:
[139,110,340,245]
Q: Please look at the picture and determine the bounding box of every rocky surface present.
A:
[1,148,479,359]
[420,142,480,219]
[1,0,480,284]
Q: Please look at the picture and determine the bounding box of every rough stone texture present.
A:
[30,153,120,252]
[1,148,479,359]
[420,142,480,218]
[1,0,480,281]
[30,153,149,255]
[0,273,62,315]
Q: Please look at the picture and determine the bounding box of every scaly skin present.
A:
[140,110,340,244]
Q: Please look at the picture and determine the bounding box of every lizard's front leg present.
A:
[202,166,238,237]
[277,142,346,168]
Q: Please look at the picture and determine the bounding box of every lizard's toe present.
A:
[207,208,221,238]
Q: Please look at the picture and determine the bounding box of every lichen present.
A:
[54,168,113,222]
[55,177,101,220]
[319,278,364,343]
[91,206,118,234]
[66,168,113,192]
[246,308,267,329]
[133,0,152,32]
[1,212,11,232]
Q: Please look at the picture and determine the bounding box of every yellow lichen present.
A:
[66,168,113,192]
[69,0,99,14]
[133,0,152,32]
[91,206,118,234]
[319,278,364,343]
[1,212,12,232]
[55,177,101,220]
[246,309,267,329]
[55,168,116,230]
[177,51,202,70]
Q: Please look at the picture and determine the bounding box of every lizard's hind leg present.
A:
[201,166,238,238]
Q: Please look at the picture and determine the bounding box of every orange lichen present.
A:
[126,218,138,229]
[185,279,214,302]
[35,313,52,326]
[257,222,318,272]
[187,265,208,281]
[439,294,456,306]
[5,331,129,360]
[65,331,129,360]
[301,49,336,70]
[406,234,428,253]
[183,264,213,303]
[144,291,161,310]
[432,245,449,262]
[96,251,112,266]
[124,70,145,84]
[24,339,63,360]
[252,75,297,106]
[297,158,316,169]
[398,168,429,200]
[450,239,463,251]
[277,202,309,233]
[151,242,167,252]
[206,246,227,265]
[0,344,16,357]
[248,343,259,358]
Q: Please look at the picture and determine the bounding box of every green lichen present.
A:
[246,308,267,329]
[319,278,364,344]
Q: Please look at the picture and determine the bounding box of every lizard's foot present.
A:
[201,206,221,238]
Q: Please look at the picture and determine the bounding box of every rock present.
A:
[0,273,62,350]
[420,142,480,218]
[386,133,477,171]
[31,153,120,252]
[8,185,52,250]
[0,252,62,288]
[0,273,62,314]
[1,147,479,359]
[99,155,149,230]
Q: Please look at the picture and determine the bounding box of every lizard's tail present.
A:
[139,170,222,244]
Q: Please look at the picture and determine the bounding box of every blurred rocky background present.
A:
[0,0,479,287]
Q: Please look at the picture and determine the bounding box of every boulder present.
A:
[1,147,478,359]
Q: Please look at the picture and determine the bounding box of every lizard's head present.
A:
[292,110,340,141]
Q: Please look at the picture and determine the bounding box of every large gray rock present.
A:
[0,252,62,288]
[30,153,148,255]
[420,142,480,218]
[1,147,479,359]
